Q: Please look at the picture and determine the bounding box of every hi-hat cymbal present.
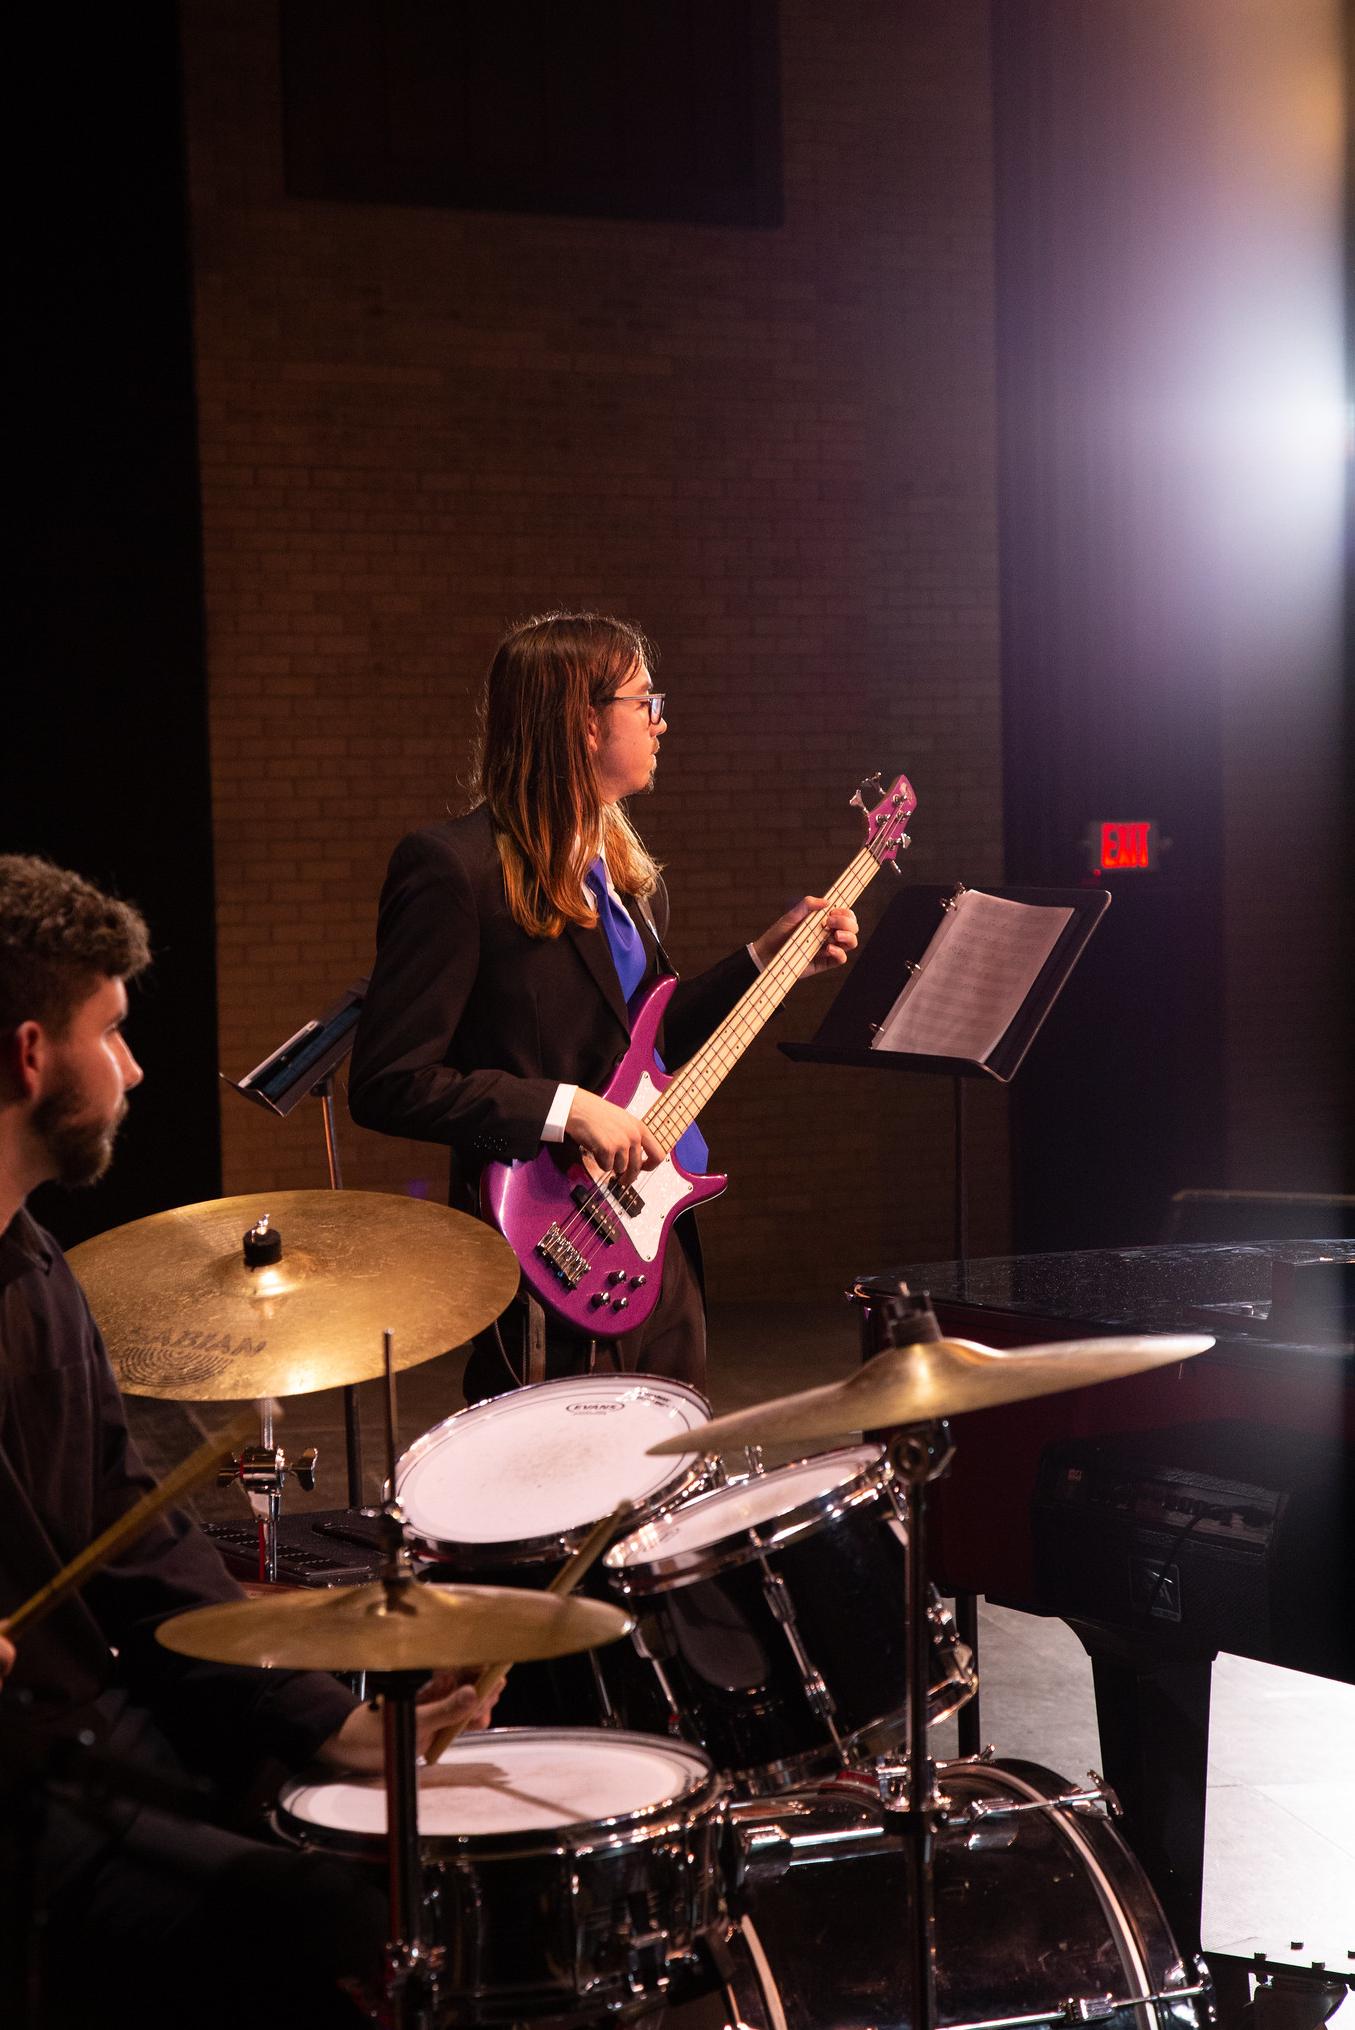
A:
[67,1190,520,1401]
[156,1579,633,1673]
[647,1333,1215,1455]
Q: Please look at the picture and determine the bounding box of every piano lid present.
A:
[887,1240,1354,1360]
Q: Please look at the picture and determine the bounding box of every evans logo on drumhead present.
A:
[566,1401,624,1414]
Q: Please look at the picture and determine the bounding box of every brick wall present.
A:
[181,0,1007,1307]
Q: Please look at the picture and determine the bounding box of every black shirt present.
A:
[0,1207,355,1795]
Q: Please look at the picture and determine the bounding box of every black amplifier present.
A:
[1032,1421,1353,1680]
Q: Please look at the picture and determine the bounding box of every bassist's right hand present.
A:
[565,1093,665,1186]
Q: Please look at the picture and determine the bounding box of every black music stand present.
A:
[782,882,1110,1269]
[781,881,1109,1749]
[221,979,370,1507]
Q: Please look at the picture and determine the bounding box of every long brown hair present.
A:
[473,612,661,938]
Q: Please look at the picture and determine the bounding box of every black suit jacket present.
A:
[348,807,757,1201]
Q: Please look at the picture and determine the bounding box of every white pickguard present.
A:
[584,1068,695,1262]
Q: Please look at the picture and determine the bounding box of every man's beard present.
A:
[32,1074,128,1188]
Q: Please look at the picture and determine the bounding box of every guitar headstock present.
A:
[851,772,917,867]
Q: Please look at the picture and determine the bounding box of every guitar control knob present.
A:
[607,1270,627,1286]
[611,1296,629,1312]
[629,1275,646,1290]
[590,1292,608,1309]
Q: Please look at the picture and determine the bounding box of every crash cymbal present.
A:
[156,1579,633,1673]
[67,1190,520,1401]
[647,1333,1215,1455]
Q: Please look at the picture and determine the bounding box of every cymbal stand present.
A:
[222,983,368,1507]
[881,1420,954,2030]
[372,1326,441,2030]
[315,1073,365,1510]
[217,1398,318,1583]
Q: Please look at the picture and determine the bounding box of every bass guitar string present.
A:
[543,812,905,1266]
[544,870,857,1254]
[648,845,882,1144]
[551,841,882,1257]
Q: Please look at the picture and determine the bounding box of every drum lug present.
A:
[761,1570,797,1626]
[621,1926,674,1999]
[964,1816,1020,1853]
[803,1672,837,1719]
[759,1570,840,1725]
[1062,1995,1116,2022]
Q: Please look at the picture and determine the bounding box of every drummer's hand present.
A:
[316,1669,499,1774]
[567,1092,664,1185]
[752,898,858,979]
[0,1632,15,1686]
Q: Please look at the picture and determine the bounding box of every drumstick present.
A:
[0,1405,258,1640]
[422,1499,634,1765]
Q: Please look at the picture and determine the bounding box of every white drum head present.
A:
[281,1729,713,1838]
[396,1375,710,1548]
[610,1445,881,1566]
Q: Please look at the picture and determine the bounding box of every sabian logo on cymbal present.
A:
[565,1401,623,1414]
[141,1329,268,1357]
[118,1327,269,1392]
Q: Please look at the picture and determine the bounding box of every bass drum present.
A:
[671,1758,1210,2030]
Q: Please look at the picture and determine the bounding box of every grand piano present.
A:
[886,1239,1354,1991]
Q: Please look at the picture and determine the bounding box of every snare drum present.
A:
[274,1728,730,2024]
[396,1374,714,1729]
[604,1446,975,1792]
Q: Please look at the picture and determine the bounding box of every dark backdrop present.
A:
[991,1,1229,1251]
[7,4,221,1246]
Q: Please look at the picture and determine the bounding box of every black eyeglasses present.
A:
[600,690,666,723]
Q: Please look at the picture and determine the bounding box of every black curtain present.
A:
[992,1,1229,1250]
[8,3,220,1245]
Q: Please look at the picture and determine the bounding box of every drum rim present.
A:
[274,1725,728,1861]
[603,1443,889,1590]
[395,1374,713,1565]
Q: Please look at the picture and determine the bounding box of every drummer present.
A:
[0,855,490,2028]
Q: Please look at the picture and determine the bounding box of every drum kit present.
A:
[53,1191,1218,2030]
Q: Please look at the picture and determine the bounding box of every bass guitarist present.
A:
[349,610,856,1403]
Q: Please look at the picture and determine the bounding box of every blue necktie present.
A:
[588,857,709,1174]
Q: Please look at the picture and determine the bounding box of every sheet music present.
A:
[870,888,1074,1064]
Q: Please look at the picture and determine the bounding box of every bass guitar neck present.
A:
[482,771,916,1339]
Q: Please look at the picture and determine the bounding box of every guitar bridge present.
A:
[571,1185,619,1243]
[607,1177,644,1218]
[536,1223,589,1289]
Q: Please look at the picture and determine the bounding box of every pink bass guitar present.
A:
[482,772,917,1337]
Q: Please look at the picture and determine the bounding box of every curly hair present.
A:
[0,855,150,1037]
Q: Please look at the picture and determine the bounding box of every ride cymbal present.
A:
[156,1579,633,1673]
[67,1189,520,1400]
[647,1333,1214,1455]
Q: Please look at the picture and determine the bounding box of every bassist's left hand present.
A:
[752,897,858,978]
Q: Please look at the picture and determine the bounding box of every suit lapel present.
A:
[564,918,632,1037]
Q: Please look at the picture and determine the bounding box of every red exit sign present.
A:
[1091,820,1158,873]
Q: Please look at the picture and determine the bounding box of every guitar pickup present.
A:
[535,1223,590,1288]
[607,1177,644,1218]
[571,1186,619,1243]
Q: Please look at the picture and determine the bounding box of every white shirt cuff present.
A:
[542,1083,577,1142]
